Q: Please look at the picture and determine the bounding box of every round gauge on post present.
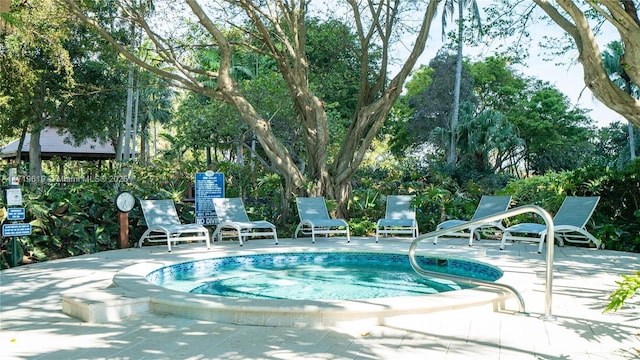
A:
[115,191,135,213]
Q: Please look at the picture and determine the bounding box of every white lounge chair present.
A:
[433,195,512,246]
[138,199,210,252]
[211,197,278,246]
[293,197,350,243]
[501,196,602,253]
[375,195,419,242]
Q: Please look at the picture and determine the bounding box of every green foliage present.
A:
[604,271,640,313]
[0,0,129,160]
[433,157,511,192]
[5,0,640,278]
[350,188,381,220]
[503,171,579,224]
[348,188,382,236]
[594,122,640,168]
[129,157,202,200]
[397,54,596,178]
[172,16,372,173]
[3,153,640,268]
[1,238,25,268]
[347,219,376,237]
[249,173,284,223]
[414,185,455,234]
[406,50,476,149]
[3,181,121,262]
[514,85,597,173]
[568,161,640,252]
[503,161,640,251]
[503,172,571,204]
[306,18,364,122]
[404,65,434,99]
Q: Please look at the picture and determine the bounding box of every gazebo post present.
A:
[58,162,64,183]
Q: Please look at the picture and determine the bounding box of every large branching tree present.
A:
[60,0,441,217]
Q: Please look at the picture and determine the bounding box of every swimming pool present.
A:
[113,250,509,327]
[147,252,503,300]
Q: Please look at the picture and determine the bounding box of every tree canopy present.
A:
[487,0,640,127]
[0,0,131,177]
[3,0,636,218]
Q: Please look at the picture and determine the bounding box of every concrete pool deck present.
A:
[1,236,639,359]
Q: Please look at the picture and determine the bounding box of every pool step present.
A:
[62,288,150,323]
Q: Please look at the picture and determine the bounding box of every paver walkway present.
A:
[1,237,638,359]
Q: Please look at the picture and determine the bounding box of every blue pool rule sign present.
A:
[7,207,25,221]
[195,171,224,225]
[3,223,31,237]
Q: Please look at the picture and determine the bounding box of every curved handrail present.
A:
[409,205,555,318]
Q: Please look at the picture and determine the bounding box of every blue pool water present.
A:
[146,252,503,301]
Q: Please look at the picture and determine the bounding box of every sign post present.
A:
[194,171,224,225]
[3,168,30,267]
[115,191,136,249]
[118,212,128,249]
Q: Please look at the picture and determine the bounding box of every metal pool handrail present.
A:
[409,205,556,319]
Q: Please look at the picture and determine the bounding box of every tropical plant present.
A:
[605,271,640,312]
[7,181,122,262]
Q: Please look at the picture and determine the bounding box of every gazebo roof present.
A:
[0,127,116,161]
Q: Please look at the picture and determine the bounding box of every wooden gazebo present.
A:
[0,127,116,161]
[0,127,117,181]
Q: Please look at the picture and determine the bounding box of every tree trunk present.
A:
[448,0,464,165]
[140,134,147,163]
[627,123,636,160]
[325,178,352,220]
[131,80,139,161]
[625,79,636,160]
[28,126,42,180]
[14,125,28,166]
[123,64,134,163]
[113,125,123,164]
